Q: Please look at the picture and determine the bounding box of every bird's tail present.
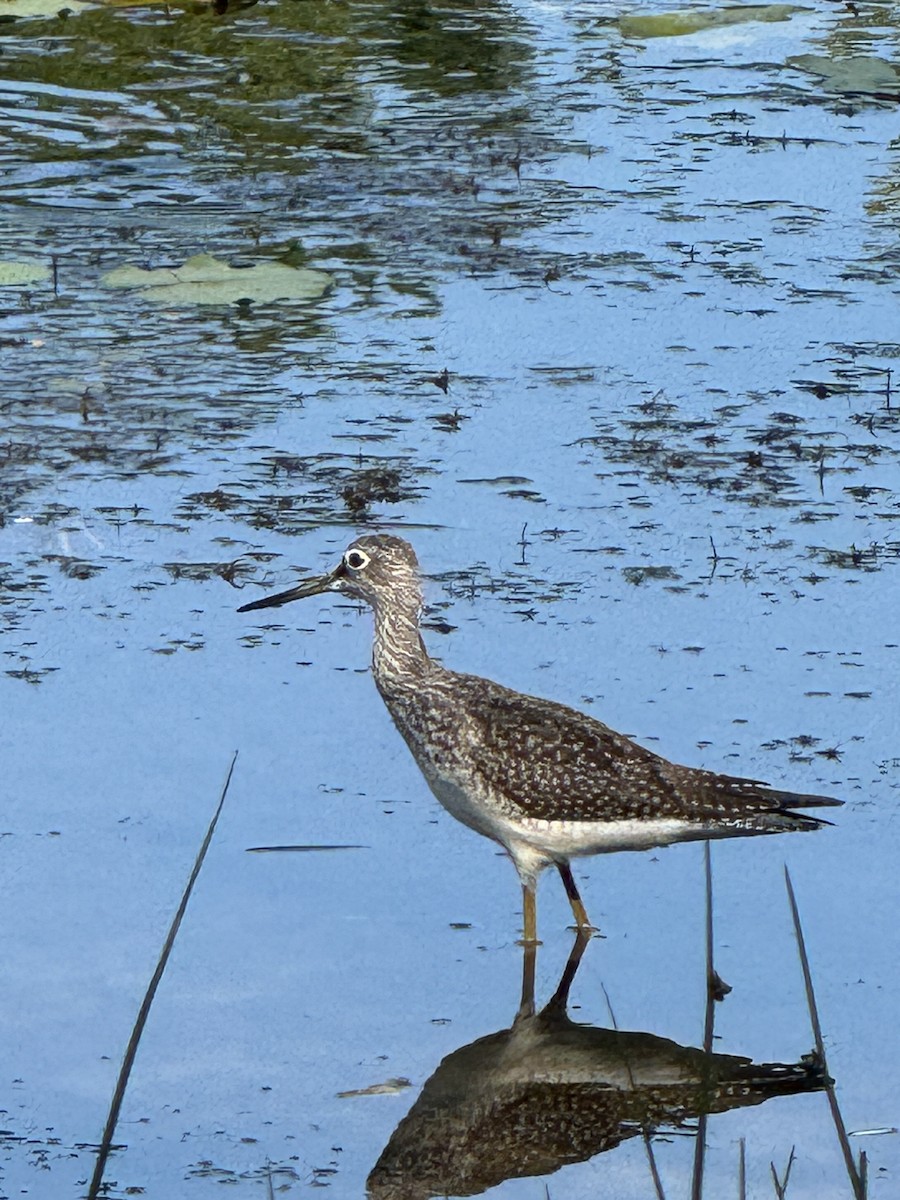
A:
[766,786,842,832]
[726,1049,830,1099]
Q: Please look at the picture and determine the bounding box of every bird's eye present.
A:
[345,549,370,571]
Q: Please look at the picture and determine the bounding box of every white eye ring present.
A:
[344,548,370,571]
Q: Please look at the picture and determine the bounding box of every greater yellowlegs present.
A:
[239,535,841,943]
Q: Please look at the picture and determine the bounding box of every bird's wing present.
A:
[450,673,838,827]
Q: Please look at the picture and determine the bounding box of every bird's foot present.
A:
[567,921,603,939]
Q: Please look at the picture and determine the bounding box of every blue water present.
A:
[1,1,898,1195]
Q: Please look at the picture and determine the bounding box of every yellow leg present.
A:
[521,883,539,945]
[557,861,593,932]
[516,938,537,1021]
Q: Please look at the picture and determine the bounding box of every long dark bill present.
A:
[237,569,339,613]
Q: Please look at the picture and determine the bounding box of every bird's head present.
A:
[238,534,422,614]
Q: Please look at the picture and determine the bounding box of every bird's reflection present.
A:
[367,934,826,1199]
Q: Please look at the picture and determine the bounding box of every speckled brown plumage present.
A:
[379,667,834,831]
[239,534,842,941]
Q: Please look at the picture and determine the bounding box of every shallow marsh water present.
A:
[1,0,900,1195]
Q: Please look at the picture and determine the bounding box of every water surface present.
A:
[1,0,898,1195]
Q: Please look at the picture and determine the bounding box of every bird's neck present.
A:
[371,599,431,685]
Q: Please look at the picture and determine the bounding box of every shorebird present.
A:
[239,535,840,942]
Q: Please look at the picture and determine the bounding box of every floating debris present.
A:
[337,1078,411,1099]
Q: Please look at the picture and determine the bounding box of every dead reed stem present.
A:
[87,751,239,1199]
[784,865,865,1200]
[690,842,719,1200]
